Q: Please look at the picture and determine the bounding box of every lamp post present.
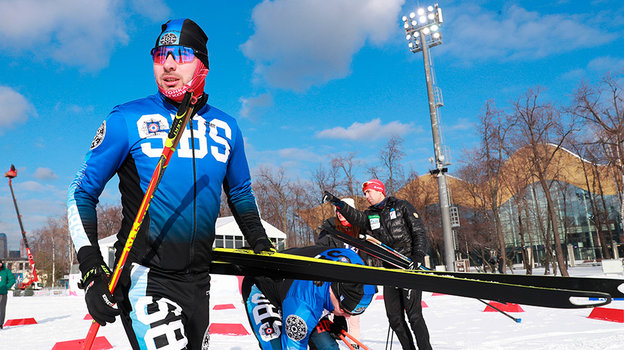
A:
[402,4,456,271]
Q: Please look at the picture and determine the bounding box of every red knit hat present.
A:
[362,179,385,196]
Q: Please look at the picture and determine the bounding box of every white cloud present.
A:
[0,0,168,71]
[241,0,405,91]
[239,93,274,119]
[441,4,618,63]
[18,180,50,192]
[53,102,95,115]
[33,168,58,180]
[587,56,624,74]
[130,0,170,22]
[277,147,323,162]
[316,118,413,140]
[561,56,624,81]
[446,117,475,131]
[0,86,36,131]
[561,68,586,81]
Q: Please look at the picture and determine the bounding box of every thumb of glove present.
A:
[252,237,274,254]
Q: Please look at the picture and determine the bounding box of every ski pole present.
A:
[339,335,356,350]
[328,227,410,269]
[340,329,370,350]
[477,298,522,323]
[385,324,393,350]
[365,235,413,263]
[350,241,408,269]
[81,91,196,350]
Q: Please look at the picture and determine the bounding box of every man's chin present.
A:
[161,85,183,91]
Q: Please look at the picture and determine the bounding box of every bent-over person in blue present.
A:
[242,247,377,350]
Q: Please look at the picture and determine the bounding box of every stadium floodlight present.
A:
[401,3,456,272]
[402,3,443,53]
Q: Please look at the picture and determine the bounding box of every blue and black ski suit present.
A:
[67,93,268,349]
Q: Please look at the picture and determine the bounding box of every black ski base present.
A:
[211,248,611,309]
[326,226,624,299]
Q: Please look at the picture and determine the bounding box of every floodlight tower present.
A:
[402,4,455,271]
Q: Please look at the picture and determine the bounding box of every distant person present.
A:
[67,18,272,349]
[316,197,361,250]
[323,179,432,350]
[0,260,16,329]
[488,256,497,273]
[242,246,377,350]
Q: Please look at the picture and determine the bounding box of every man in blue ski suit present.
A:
[242,247,377,350]
[67,18,273,350]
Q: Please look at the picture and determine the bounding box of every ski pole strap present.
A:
[78,264,112,290]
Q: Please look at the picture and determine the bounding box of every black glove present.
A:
[251,236,275,254]
[408,253,426,270]
[317,317,347,340]
[78,247,120,326]
[322,191,343,209]
[330,315,348,337]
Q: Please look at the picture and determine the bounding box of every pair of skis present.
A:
[210,245,613,309]
[324,226,624,300]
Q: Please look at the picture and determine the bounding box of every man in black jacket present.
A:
[323,179,432,350]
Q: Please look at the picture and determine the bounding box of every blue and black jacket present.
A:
[67,93,267,273]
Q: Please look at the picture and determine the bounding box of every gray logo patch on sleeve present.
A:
[90,121,106,150]
[285,314,307,341]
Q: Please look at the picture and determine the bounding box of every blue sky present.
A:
[1,0,623,250]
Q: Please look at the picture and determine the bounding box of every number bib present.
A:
[368,215,381,230]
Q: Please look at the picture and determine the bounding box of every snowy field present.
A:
[2,264,624,349]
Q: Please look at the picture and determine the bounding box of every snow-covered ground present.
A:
[2,264,624,349]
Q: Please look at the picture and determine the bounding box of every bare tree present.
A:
[570,142,614,259]
[572,74,624,187]
[31,217,71,286]
[571,74,624,256]
[311,164,339,194]
[509,87,576,276]
[331,152,360,198]
[478,101,514,273]
[97,204,123,238]
[501,148,536,274]
[455,154,498,271]
[378,135,406,196]
[254,166,290,235]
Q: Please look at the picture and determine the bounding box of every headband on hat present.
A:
[362,179,385,196]
[331,282,377,316]
[155,18,209,69]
